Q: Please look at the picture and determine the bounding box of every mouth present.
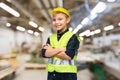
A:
[55,26,61,30]
[55,25,61,28]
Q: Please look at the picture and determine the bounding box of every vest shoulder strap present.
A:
[50,31,74,47]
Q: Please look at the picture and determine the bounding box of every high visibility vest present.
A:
[46,31,78,73]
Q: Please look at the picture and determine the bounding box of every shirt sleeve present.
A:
[40,38,50,58]
[65,34,80,59]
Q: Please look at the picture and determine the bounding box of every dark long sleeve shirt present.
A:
[41,29,80,59]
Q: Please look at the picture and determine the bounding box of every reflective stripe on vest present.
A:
[48,58,77,65]
[46,31,78,73]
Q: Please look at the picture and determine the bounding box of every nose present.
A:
[55,20,59,24]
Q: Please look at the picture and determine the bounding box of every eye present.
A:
[58,18,63,20]
[52,18,56,21]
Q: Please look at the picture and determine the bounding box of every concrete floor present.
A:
[14,69,47,80]
[13,54,47,80]
[13,54,93,80]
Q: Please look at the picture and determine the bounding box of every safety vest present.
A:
[46,31,78,73]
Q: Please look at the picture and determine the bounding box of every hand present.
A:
[59,48,66,52]
[43,44,52,49]
[43,45,66,51]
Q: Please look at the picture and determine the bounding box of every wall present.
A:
[93,34,120,47]
[0,27,41,55]
[42,25,52,45]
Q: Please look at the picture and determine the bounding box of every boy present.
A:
[41,7,80,80]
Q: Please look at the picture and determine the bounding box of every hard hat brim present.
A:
[50,7,71,18]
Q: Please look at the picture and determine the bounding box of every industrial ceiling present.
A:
[0,0,120,37]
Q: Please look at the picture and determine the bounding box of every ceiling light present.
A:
[34,32,39,36]
[90,29,101,36]
[90,2,106,15]
[69,27,73,31]
[38,27,44,32]
[73,24,83,34]
[89,14,98,20]
[90,31,95,35]
[16,26,25,31]
[104,25,114,31]
[94,29,101,34]
[118,22,120,26]
[29,21,38,28]
[6,0,11,2]
[107,0,116,2]
[0,2,20,17]
[27,30,33,34]
[79,30,90,37]
[81,17,89,25]
[6,23,11,27]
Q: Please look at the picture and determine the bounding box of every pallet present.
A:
[25,63,46,70]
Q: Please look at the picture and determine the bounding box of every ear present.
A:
[67,17,71,23]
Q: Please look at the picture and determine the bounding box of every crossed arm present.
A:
[43,44,71,60]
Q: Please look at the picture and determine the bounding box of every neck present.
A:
[58,27,67,34]
[57,28,68,34]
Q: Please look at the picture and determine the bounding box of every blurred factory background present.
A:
[0,0,120,80]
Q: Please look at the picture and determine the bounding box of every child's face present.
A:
[51,12,70,32]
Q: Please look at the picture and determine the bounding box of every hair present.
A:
[52,11,70,18]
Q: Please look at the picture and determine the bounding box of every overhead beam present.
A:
[10,0,44,26]
[57,0,63,7]
[39,0,51,19]
[48,0,54,8]
[32,0,51,23]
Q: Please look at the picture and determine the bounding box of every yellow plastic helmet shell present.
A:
[50,7,71,18]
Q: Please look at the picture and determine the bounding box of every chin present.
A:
[56,28,61,31]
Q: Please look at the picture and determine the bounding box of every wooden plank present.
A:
[25,63,46,70]
[0,66,17,79]
[105,65,120,79]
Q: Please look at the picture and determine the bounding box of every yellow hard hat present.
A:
[50,7,71,18]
